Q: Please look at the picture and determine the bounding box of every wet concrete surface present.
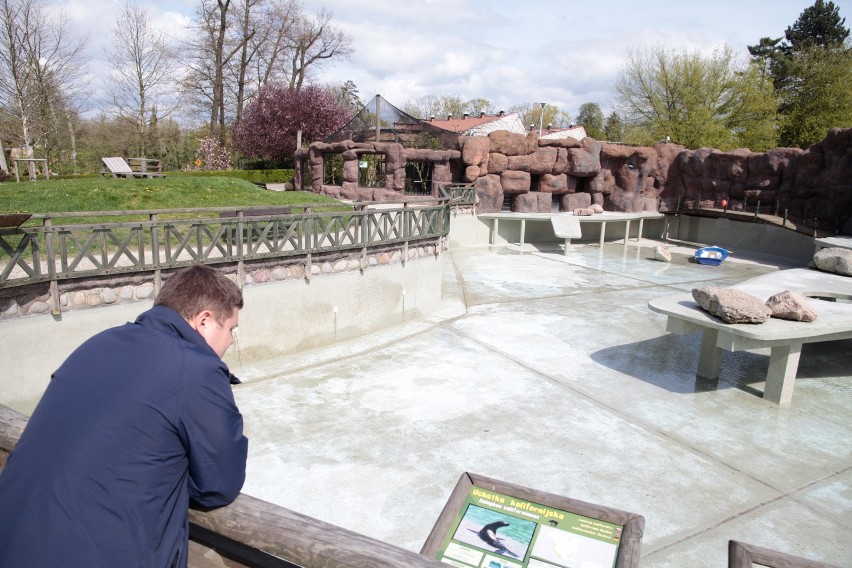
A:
[231,240,852,567]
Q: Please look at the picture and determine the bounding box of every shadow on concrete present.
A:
[591,334,852,399]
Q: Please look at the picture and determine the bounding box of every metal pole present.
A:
[375,94,381,142]
[538,102,546,136]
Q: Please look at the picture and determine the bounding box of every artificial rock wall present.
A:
[301,128,852,235]
[460,128,852,234]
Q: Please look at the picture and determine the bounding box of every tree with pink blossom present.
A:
[233,84,351,165]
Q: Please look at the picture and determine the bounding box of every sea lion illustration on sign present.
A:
[477,521,518,557]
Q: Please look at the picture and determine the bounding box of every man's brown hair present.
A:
[155,265,243,323]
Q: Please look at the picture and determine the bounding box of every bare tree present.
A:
[0,0,88,173]
[248,0,297,90]
[181,0,350,145]
[183,0,239,144]
[105,0,179,157]
[285,8,351,92]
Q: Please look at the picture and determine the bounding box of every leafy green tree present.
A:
[604,112,624,142]
[614,44,778,150]
[779,44,852,147]
[576,103,604,139]
[748,0,851,147]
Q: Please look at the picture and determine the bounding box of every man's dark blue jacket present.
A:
[0,306,248,567]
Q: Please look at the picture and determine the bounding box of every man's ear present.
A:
[187,310,214,333]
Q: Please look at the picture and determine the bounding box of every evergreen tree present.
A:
[576,103,605,140]
[604,112,624,142]
[784,0,848,50]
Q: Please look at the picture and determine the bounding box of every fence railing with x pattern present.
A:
[0,198,462,290]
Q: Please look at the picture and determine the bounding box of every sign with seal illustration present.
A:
[421,473,644,568]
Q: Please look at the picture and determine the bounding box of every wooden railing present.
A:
[0,404,445,568]
[0,200,458,293]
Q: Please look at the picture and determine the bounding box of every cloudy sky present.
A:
[49,0,828,120]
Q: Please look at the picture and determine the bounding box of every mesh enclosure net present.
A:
[323,95,423,143]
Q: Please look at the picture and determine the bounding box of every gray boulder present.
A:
[812,247,852,277]
[766,290,818,322]
[692,287,771,324]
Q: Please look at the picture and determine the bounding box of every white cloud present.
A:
[40,0,834,119]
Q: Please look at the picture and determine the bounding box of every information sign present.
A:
[422,473,644,568]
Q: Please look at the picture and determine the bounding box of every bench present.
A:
[101,157,165,178]
[648,268,852,405]
[479,211,663,250]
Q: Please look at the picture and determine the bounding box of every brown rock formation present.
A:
[501,170,531,193]
[562,192,591,211]
[540,174,568,193]
[475,175,503,211]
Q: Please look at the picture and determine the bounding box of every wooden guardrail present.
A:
[0,403,445,567]
[0,199,460,295]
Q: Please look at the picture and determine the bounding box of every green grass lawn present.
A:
[0,175,339,215]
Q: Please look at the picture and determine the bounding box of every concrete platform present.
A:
[230,241,852,567]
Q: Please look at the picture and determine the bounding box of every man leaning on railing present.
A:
[0,264,248,568]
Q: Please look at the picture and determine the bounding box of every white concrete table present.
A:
[479,211,663,248]
[648,268,852,405]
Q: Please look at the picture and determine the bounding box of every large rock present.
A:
[461,136,489,167]
[765,290,818,322]
[488,131,530,156]
[500,170,531,193]
[488,152,508,174]
[562,192,591,211]
[512,192,551,213]
[474,175,503,213]
[507,146,558,174]
[540,174,568,193]
[692,287,771,324]
[812,247,852,276]
[567,138,602,177]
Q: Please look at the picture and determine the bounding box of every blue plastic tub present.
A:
[695,246,729,266]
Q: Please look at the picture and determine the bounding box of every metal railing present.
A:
[0,199,461,291]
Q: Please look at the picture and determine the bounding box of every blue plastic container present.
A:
[695,246,729,265]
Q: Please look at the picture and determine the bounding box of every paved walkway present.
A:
[231,241,851,567]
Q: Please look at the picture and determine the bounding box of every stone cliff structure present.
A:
[298,128,852,235]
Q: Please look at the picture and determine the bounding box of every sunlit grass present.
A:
[0,175,340,215]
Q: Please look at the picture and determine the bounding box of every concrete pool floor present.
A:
[231,240,851,567]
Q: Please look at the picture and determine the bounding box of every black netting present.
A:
[323,95,422,143]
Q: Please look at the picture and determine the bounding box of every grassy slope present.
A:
[0,175,339,214]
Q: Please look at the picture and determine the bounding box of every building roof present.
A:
[424,112,527,136]
[540,125,588,140]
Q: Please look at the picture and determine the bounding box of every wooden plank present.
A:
[189,493,445,568]
[728,540,839,568]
